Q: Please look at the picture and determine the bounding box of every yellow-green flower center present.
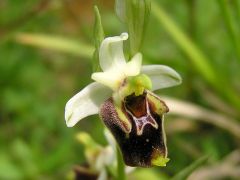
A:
[113,74,152,106]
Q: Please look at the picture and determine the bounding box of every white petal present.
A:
[99,33,128,71]
[124,53,142,76]
[91,71,124,90]
[141,65,182,91]
[65,82,112,127]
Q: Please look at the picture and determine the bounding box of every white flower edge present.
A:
[65,82,112,127]
[141,65,182,91]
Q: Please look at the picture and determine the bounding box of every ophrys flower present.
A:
[65,32,181,167]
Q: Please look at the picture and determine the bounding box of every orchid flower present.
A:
[65,32,182,167]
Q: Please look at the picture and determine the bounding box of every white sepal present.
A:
[124,53,142,77]
[99,33,128,71]
[65,82,112,127]
[141,65,182,91]
[91,71,124,90]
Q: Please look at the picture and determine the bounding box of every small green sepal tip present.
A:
[151,156,170,167]
[127,74,152,95]
[113,74,152,105]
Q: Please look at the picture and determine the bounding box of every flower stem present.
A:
[117,146,126,180]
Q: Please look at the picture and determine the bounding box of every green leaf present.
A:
[127,0,151,56]
[15,33,94,58]
[93,5,105,72]
[115,0,151,56]
[115,0,127,22]
[171,155,209,180]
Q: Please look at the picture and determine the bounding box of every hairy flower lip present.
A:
[100,98,132,134]
[100,90,169,167]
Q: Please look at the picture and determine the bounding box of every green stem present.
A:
[117,147,126,180]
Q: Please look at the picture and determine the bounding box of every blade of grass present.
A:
[162,96,240,139]
[218,0,240,63]
[171,155,209,180]
[15,33,94,58]
[151,1,217,85]
[236,0,240,27]
[151,1,240,112]
[188,150,240,179]
[93,6,105,72]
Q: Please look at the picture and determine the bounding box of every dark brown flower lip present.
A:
[100,98,132,134]
[125,92,159,136]
[124,91,147,118]
[100,91,169,167]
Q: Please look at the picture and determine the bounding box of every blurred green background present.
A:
[1,0,240,179]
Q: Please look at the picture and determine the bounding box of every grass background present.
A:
[0,0,240,179]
